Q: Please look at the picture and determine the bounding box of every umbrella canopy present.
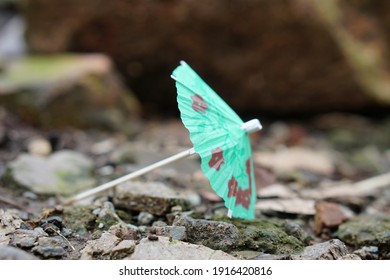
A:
[171,61,261,219]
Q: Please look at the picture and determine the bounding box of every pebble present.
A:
[32,236,67,258]
[80,232,120,259]
[110,240,136,259]
[353,246,379,260]
[137,212,154,225]
[314,201,353,235]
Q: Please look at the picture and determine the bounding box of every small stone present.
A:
[80,232,120,259]
[110,240,136,259]
[108,223,137,240]
[167,226,187,241]
[292,239,349,260]
[11,228,48,248]
[137,212,154,225]
[353,246,379,260]
[32,236,67,258]
[315,201,353,235]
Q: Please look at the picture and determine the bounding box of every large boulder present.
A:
[22,0,390,115]
[0,54,140,132]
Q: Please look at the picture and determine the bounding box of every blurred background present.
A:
[1,0,390,123]
[1,1,390,259]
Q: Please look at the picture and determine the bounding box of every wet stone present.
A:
[32,236,67,258]
[292,239,349,260]
[113,181,190,216]
[172,215,239,251]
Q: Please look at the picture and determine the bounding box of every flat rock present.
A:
[254,148,335,176]
[128,236,236,260]
[335,214,390,258]
[292,239,349,260]
[256,198,316,215]
[172,215,239,251]
[11,227,48,248]
[32,236,67,258]
[7,150,95,195]
[0,209,25,245]
[0,54,140,132]
[113,181,189,216]
[110,240,136,260]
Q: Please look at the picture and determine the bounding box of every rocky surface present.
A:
[113,181,190,216]
[0,108,389,260]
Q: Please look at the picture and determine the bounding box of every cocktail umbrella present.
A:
[65,61,262,219]
[171,61,261,219]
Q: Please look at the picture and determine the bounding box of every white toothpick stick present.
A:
[64,119,261,205]
[64,148,195,205]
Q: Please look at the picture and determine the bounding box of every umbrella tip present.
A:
[170,74,177,81]
[180,60,188,66]
[241,119,262,134]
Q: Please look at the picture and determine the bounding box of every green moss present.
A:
[212,216,305,254]
[62,205,96,235]
[335,214,390,248]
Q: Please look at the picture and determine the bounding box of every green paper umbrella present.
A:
[171,61,262,219]
[65,61,261,220]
